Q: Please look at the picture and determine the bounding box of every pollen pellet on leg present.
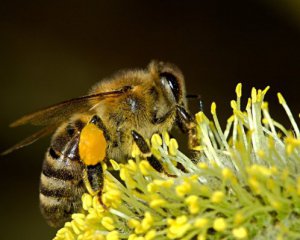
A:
[79,123,107,165]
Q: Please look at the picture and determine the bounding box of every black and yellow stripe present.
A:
[39,120,86,228]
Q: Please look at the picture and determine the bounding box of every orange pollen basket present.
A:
[79,123,107,166]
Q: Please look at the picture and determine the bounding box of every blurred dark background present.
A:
[1,0,300,239]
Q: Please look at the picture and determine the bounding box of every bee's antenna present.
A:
[186,94,203,112]
[186,94,201,100]
[199,99,204,112]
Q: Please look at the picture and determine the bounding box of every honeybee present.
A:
[3,61,199,228]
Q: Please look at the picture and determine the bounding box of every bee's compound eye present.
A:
[159,72,180,102]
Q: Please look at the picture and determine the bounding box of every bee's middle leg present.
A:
[131,130,175,177]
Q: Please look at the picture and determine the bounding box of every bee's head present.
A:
[149,60,187,107]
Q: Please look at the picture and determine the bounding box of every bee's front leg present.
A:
[176,105,200,159]
[131,130,176,177]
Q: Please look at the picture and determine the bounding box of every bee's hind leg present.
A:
[131,130,176,177]
[83,161,107,209]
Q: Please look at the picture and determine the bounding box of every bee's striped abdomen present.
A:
[39,121,86,228]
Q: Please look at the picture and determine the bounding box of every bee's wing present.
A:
[1,125,58,156]
[2,86,132,155]
[10,86,131,127]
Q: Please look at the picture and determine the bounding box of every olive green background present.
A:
[1,1,300,239]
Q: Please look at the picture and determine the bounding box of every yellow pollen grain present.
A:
[262,102,268,110]
[86,209,100,222]
[197,233,207,240]
[71,221,81,235]
[257,149,265,159]
[232,227,248,239]
[194,218,209,228]
[277,92,286,105]
[151,134,163,148]
[167,216,191,239]
[211,191,225,203]
[234,212,245,225]
[139,160,153,175]
[236,83,242,98]
[102,162,107,171]
[103,190,122,209]
[135,225,146,235]
[106,230,119,240]
[162,131,170,145]
[199,185,210,196]
[128,219,140,229]
[251,87,257,103]
[189,174,198,181]
[136,237,145,240]
[193,145,204,151]
[145,229,156,240]
[185,195,199,214]
[222,168,233,180]
[271,200,282,211]
[72,213,85,220]
[151,147,162,160]
[82,193,93,210]
[92,196,105,214]
[259,165,272,176]
[262,118,268,125]
[150,198,167,208]
[169,138,179,156]
[248,177,261,194]
[131,143,141,158]
[286,144,293,155]
[257,89,263,102]
[147,182,158,193]
[120,168,137,189]
[153,179,174,188]
[141,212,153,232]
[211,102,216,115]
[63,229,74,240]
[176,215,188,224]
[101,216,115,231]
[73,220,85,232]
[246,98,251,111]
[120,167,127,181]
[128,234,137,240]
[79,123,107,165]
[176,181,191,197]
[128,159,138,172]
[185,195,197,203]
[106,189,121,199]
[110,159,120,170]
[198,162,208,169]
[213,218,227,232]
